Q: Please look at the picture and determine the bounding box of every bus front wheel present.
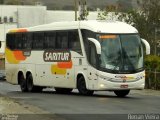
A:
[77,76,94,96]
[114,90,130,97]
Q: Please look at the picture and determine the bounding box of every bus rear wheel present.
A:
[27,74,36,92]
[77,76,94,96]
[35,86,44,92]
[19,74,28,92]
[114,90,130,97]
[26,74,43,92]
[55,88,73,94]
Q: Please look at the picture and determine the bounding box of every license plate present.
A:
[120,84,128,88]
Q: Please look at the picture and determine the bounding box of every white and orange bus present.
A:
[5,20,150,97]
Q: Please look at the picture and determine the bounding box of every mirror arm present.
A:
[141,39,150,55]
[88,38,101,54]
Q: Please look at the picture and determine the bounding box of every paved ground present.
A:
[0,80,160,120]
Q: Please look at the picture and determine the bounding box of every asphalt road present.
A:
[0,80,160,120]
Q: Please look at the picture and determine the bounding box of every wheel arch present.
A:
[76,72,89,89]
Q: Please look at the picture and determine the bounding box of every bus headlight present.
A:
[100,84,105,88]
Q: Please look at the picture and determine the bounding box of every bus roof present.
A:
[9,20,138,34]
[79,20,138,34]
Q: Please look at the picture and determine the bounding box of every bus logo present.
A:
[43,50,71,62]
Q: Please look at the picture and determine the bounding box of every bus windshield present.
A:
[98,34,143,73]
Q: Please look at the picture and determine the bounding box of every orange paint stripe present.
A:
[13,51,26,60]
[17,29,27,32]
[57,61,72,69]
[99,35,117,39]
[9,29,27,33]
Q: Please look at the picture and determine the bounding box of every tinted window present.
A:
[9,17,13,23]
[81,29,96,60]
[68,30,82,54]
[56,32,68,49]
[89,42,97,67]
[16,33,23,49]
[25,33,32,49]
[44,32,56,49]
[6,30,82,51]
[32,32,44,50]
[4,16,7,23]
[6,33,16,49]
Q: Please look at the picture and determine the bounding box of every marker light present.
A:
[99,35,117,39]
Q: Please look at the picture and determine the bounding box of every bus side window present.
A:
[81,29,96,60]
[68,30,82,54]
[32,32,44,50]
[22,33,27,49]
[16,33,28,50]
[16,33,23,49]
[44,32,56,49]
[56,32,68,49]
[25,32,32,50]
[6,33,16,50]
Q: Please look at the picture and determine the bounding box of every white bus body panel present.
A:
[5,20,145,91]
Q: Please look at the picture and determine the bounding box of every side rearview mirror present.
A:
[141,38,150,55]
[88,38,101,54]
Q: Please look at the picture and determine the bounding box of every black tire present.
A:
[55,88,73,94]
[19,74,28,92]
[114,90,130,97]
[34,86,44,93]
[77,76,94,96]
[26,74,36,92]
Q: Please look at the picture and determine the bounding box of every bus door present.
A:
[87,42,98,90]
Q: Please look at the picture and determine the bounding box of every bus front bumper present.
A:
[96,78,145,91]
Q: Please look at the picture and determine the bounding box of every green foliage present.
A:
[145,55,160,70]
[97,10,108,20]
[78,9,89,20]
[4,0,38,5]
[0,0,4,4]
[116,0,133,12]
[97,5,117,20]
[116,0,160,55]
[145,55,160,89]
[5,0,21,5]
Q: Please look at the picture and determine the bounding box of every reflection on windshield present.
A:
[98,34,143,73]
[121,35,143,71]
[100,35,122,70]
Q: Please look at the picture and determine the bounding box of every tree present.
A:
[78,0,89,20]
[97,9,108,20]
[4,0,38,5]
[117,0,160,55]
[5,0,21,5]
[116,0,133,12]
[97,5,118,20]
[0,0,4,4]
